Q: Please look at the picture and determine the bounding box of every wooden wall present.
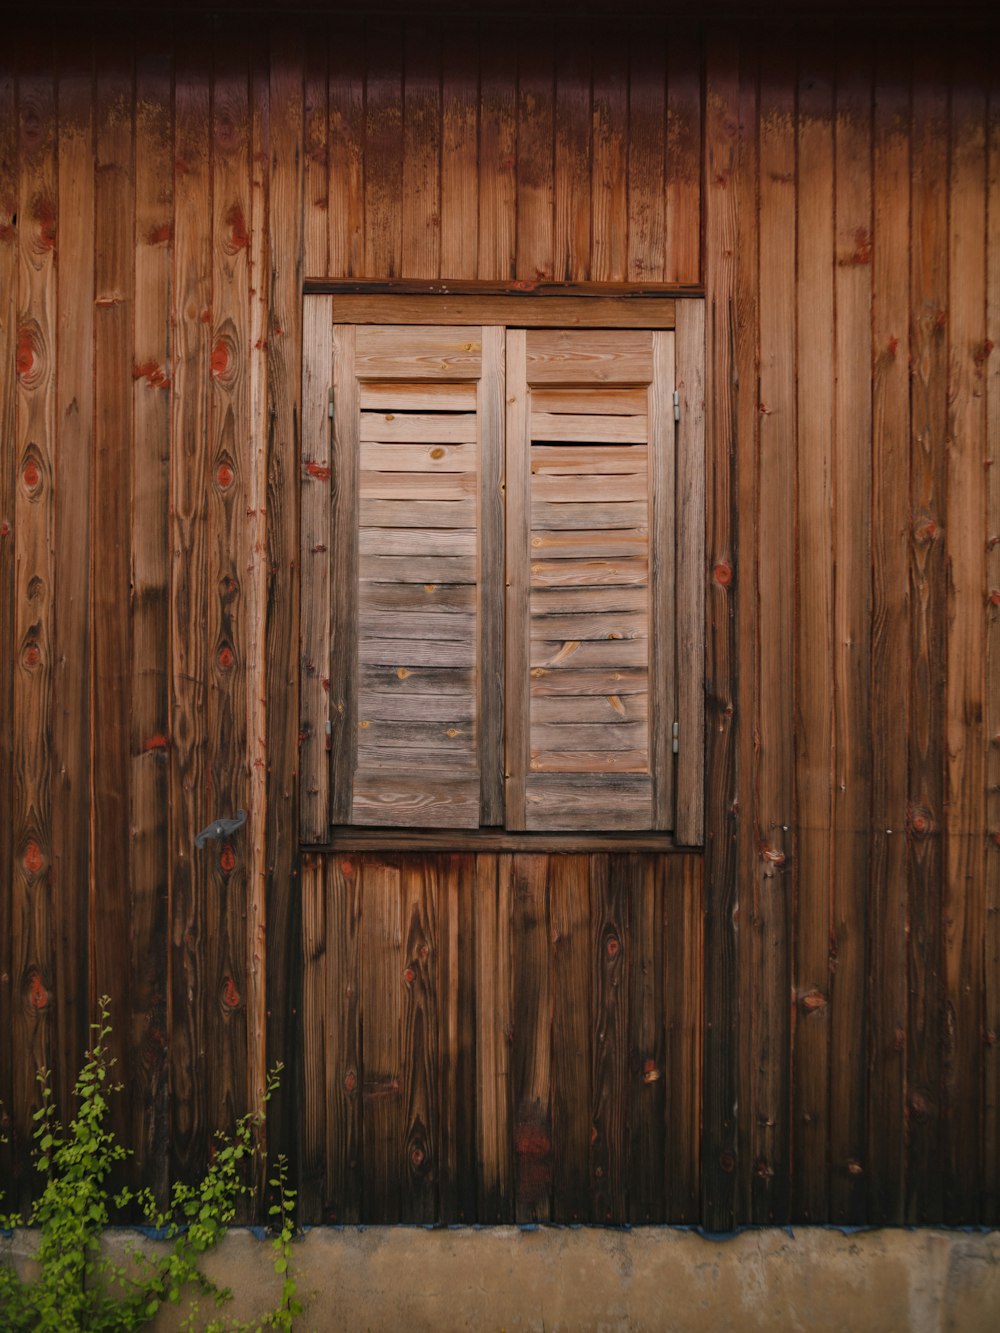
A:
[1,17,998,1230]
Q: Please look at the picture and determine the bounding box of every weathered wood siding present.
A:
[0,19,998,1228]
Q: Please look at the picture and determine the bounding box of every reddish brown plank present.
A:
[477,25,516,281]
[436,853,478,1222]
[365,21,403,280]
[0,52,18,1196]
[400,858,439,1221]
[303,28,328,277]
[942,65,987,1224]
[554,33,591,282]
[627,854,664,1222]
[52,38,93,1137]
[590,30,628,283]
[207,36,251,1165]
[402,22,441,280]
[511,854,553,1221]
[867,46,911,1225]
[665,34,702,285]
[265,27,305,1175]
[475,853,514,1220]
[440,23,479,281]
[130,38,172,1201]
[327,19,364,278]
[748,49,795,1223]
[590,853,630,1222]
[700,37,743,1232]
[907,51,948,1226]
[626,28,665,284]
[169,48,211,1183]
[324,856,363,1222]
[13,49,57,1204]
[664,855,703,1222]
[299,854,327,1221]
[549,853,592,1221]
[361,857,404,1222]
[515,30,554,282]
[793,50,834,1223]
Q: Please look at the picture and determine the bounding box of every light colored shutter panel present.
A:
[507,329,675,832]
[333,325,495,828]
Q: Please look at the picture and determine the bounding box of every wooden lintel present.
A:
[325,294,679,328]
[304,277,703,298]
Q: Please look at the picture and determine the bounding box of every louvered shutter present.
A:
[505,329,676,831]
[329,324,504,827]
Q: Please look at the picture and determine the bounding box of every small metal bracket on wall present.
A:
[195,809,248,850]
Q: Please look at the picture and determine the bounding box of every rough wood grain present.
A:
[590,32,628,283]
[627,28,665,284]
[52,38,93,1141]
[402,22,441,280]
[169,50,211,1184]
[749,51,795,1222]
[664,854,703,1221]
[627,853,664,1221]
[327,18,364,278]
[303,29,329,277]
[324,856,362,1222]
[511,855,554,1220]
[943,67,987,1223]
[129,39,171,1201]
[440,23,479,280]
[867,48,910,1226]
[549,853,592,1220]
[12,49,56,1201]
[299,854,327,1220]
[365,21,403,280]
[666,34,703,285]
[475,853,514,1220]
[361,857,404,1222]
[516,30,554,282]
[590,853,630,1222]
[478,25,516,282]
[554,35,591,282]
[791,51,834,1224]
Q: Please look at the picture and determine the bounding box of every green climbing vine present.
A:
[0,998,301,1332]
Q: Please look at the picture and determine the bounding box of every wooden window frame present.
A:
[300,284,705,850]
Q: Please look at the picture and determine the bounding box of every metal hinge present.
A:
[673,390,680,423]
[672,721,680,754]
[327,395,334,419]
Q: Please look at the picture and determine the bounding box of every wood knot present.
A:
[606,935,621,959]
[305,461,331,482]
[989,589,1000,607]
[758,842,786,866]
[847,1159,863,1176]
[217,462,235,490]
[340,860,353,876]
[642,1059,661,1084]
[713,561,733,587]
[410,1147,424,1168]
[908,804,933,838]
[27,969,49,1010]
[224,202,250,253]
[755,1157,774,1180]
[799,988,828,1012]
[220,843,236,874]
[344,1069,357,1092]
[719,1151,736,1173]
[403,966,416,986]
[217,645,235,670]
[22,459,40,491]
[23,840,44,875]
[222,975,241,1009]
[22,642,41,670]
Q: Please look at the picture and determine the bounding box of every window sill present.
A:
[306,826,693,854]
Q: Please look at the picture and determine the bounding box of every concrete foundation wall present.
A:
[5,1225,1000,1331]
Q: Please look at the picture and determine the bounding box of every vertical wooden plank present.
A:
[650,329,676,828]
[701,38,743,1232]
[400,857,439,1222]
[907,51,947,1226]
[475,853,514,1221]
[627,854,664,1222]
[675,302,706,845]
[208,36,252,1157]
[666,35,703,286]
[328,18,364,278]
[664,854,704,1222]
[170,47,211,1183]
[92,38,134,1170]
[550,853,592,1221]
[299,853,327,1221]
[943,63,987,1224]
[12,46,56,1201]
[627,27,665,284]
[299,295,333,840]
[504,329,529,829]
[515,30,554,282]
[325,855,362,1222]
[440,23,478,281]
[245,36,270,1196]
[361,857,403,1223]
[984,69,1000,1228]
[793,51,834,1223]
[478,24,516,281]
[479,325,505,824]
[303,28,329,277]
[437,853,477,1222]
[512,854,553,1222]
[402,21,441,280]
[867,47,911,1226]
[590,853,630,1223]
[590,28,628,284]
[748,49,795,1224]
[830,49,873,1224]
[0,52,18,1193]
[329,324,357,822]
[130,38,171,1199]
[365,20,403,280]
[52,38,93,1132]
[554,32,590,282]
[266,27,304,1171]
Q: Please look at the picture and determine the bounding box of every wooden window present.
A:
[301,294,704,844]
